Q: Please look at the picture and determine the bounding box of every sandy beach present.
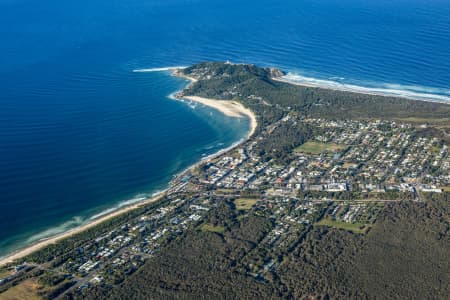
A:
[172,69,198,87]
[172,69,258,138]
[273,77,450,105]
[182,96,257,138]
[0,193,166,267]
[0,69,258,268]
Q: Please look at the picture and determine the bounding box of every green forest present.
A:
[74,63,449,299]
[77,194,449,300]
[1,62,448,300]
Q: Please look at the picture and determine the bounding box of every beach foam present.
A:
[281,72,450,103]
[89,195,149,220]
[132,66,188,73]
[26,216,84,243]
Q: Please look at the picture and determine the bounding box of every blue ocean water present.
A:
[1,0,450,257]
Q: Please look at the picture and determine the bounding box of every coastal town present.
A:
[0,112,447,298]
[0,62,448,299]
[3,0,450,293]
[191,117,448,197]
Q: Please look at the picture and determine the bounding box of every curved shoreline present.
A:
[173,95,257,138]
[273,76,450,105]
[0,193,167,267]
[170,69,257,138]
[0,69,258,267]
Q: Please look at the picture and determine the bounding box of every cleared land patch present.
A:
[234,198,258,210]
[395,117,450,125]
[295,141,346,154]
[0,268,11,279]
[315,217,369,234]
[215,188,235,194]
[0,279,41,300]
[200,224,225,234]
[343,162,358,168]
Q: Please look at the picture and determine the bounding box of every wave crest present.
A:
[89,194,149,220]
[27,216,84,243]
[132,66,187,73]
[282,72,450,103]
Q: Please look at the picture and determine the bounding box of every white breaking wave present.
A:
[88,208,116,221]
[282,72,450,103]
[132,66,188,73]
[89,195,149,220]
[27,216,84,243]
[135,67,450,102]
[168,92,180,100]
[152,190,164,197]
[25,193,152,243]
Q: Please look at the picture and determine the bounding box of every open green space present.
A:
[215,188,235,194]
[0,268,11,279]
[0,279,41,300]
[315,217,369,234]
[233,198,258,210]
[431,146,442,154]
[395,117,449,124]
[295,141,346,154]
[200,224,225,234]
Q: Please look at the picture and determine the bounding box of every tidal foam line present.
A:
[89,195,149,220]
[132,66,188,73]
[26,216,84,243]
[282,72,450,103]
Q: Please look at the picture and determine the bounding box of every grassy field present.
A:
[215,188,235,194]
[343,162,358,168]
[201,224,225,234]
[0,279,41,300]
[0,268,12,279]
[234,198,258,210]
[431,146,442,154]
[236,215,248,221]
[395,117,450,125]
[295,141,346,154]
[315,217,369,234]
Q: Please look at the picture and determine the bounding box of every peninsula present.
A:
[0,62,448,300]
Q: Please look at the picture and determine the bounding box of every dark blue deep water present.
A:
[1,0,449,256]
